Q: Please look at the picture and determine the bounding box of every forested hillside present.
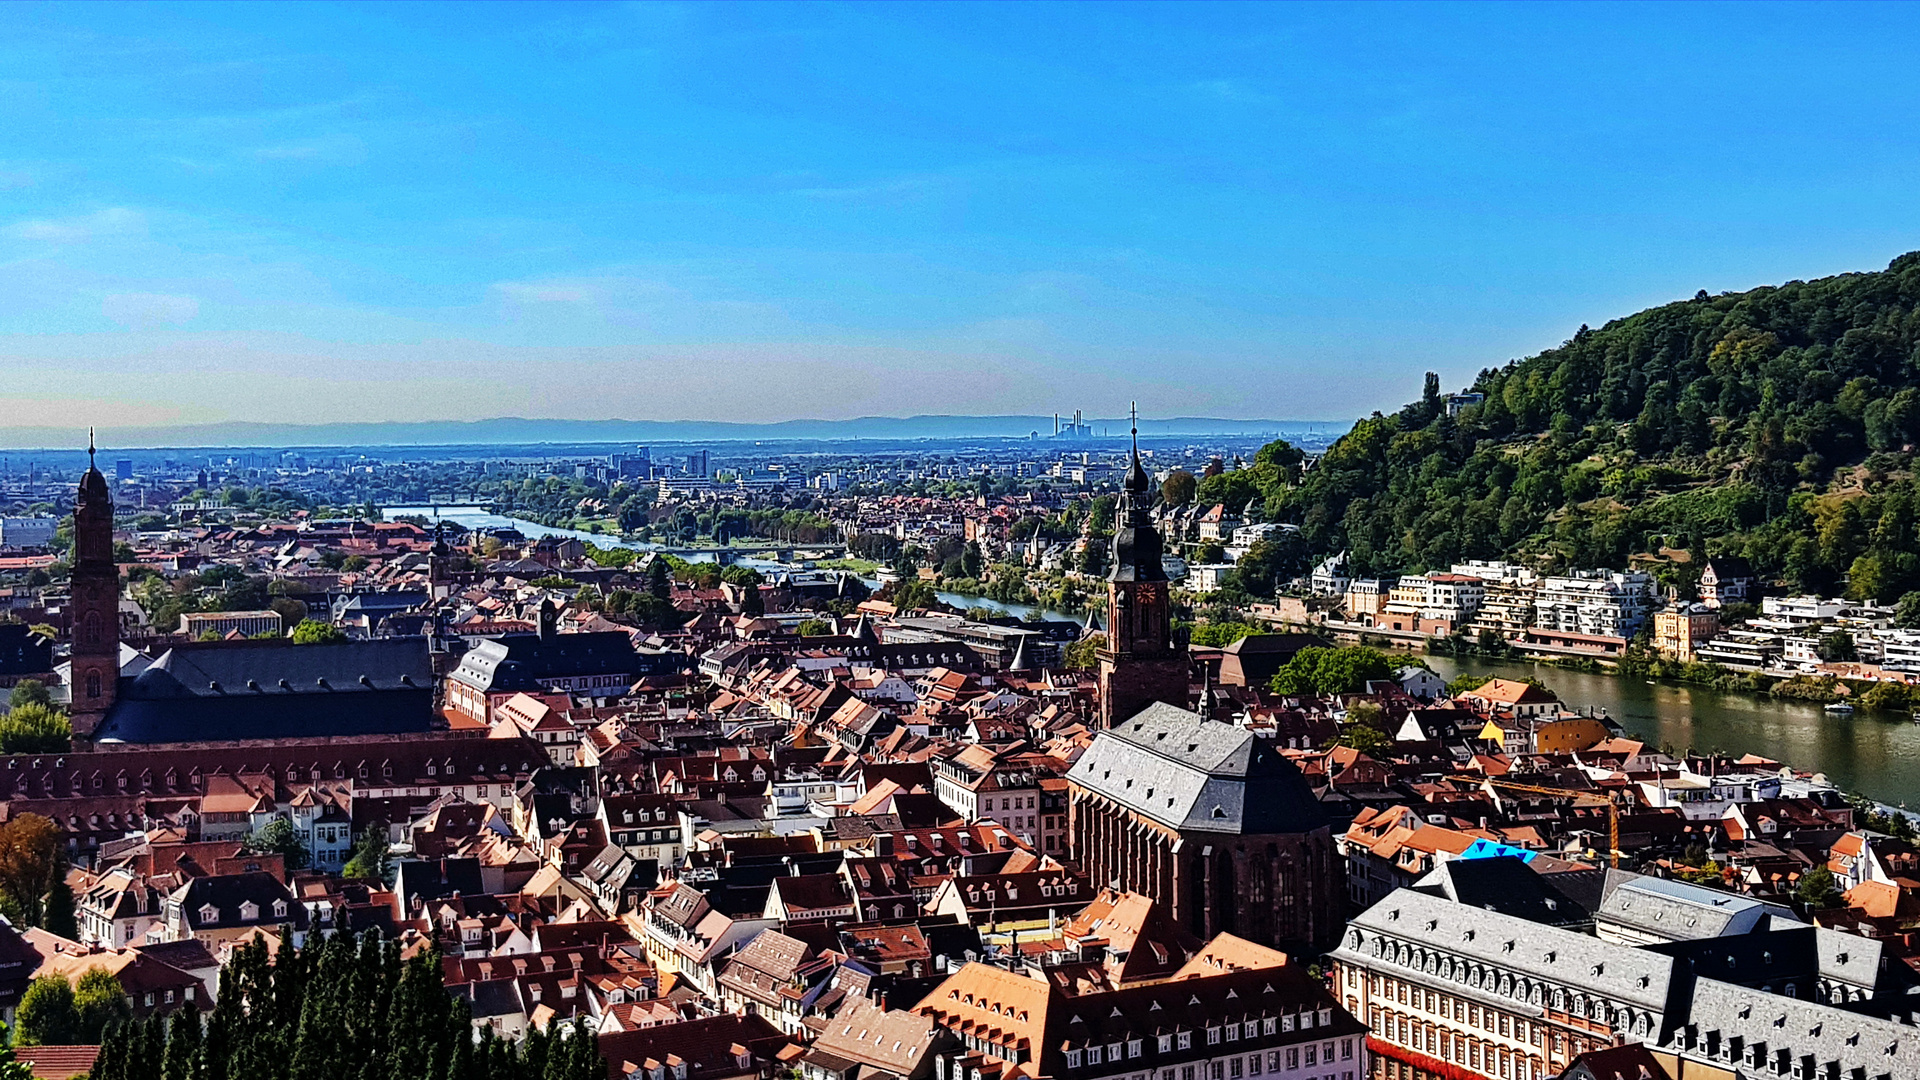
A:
[1287,251,1920,601]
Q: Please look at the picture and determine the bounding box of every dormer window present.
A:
[273,900,288,918]
[240,901,259,921]
[199,904,219,923]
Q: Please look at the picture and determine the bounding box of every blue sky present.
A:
[4,2,1920,430]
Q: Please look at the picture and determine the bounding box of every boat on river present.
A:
[1825,702,1855,715]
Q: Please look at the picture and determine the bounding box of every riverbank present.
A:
[1424,654,1920,808]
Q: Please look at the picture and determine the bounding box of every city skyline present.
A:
[3,3,1919,429]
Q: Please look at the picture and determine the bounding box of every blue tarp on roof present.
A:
[1458,838,1538,863]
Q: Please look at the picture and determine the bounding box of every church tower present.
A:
[1097,407,1190,728]
[427,520,453,601]
[69,432,120,742]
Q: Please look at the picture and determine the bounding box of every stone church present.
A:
[1071,423,1342,951]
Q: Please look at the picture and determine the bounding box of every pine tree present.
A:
[161,1003,202,1080]
[42,878,78,942]
[89,1021,128,1080]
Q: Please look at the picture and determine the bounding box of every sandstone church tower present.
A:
[68,432,120,744]
[1097,408,1190,728]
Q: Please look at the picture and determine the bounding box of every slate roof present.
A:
[450,631,662,693]
[0,623,53,678]
[1335,887,1676,1017]
[1660,976,1920,1080]
[120,638,433,699]
[93,638,438,743]
[1066,702,1327,835]
[170,871,308,933]
[1596,870,1799,941]
[95,688,436,743]
[1412,855,1590,930]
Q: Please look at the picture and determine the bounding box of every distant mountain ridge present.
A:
[0,414,1336,451]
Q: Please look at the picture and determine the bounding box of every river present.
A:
[1424,655,1920,808]
[381,505,766,566]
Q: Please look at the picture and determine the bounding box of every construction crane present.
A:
[1481,777,1621,868]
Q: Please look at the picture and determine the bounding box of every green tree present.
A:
[0,1027,32,1079]
[13,976,76,1046]
[73,967,129,1042]
[244,817,311,871]
[1817,630,1858,662]
[0,704,71,755]
[6,681,50,711]
[1063,634,1106,671]
[268,597,309,629]
[1161,470,1197,507]
[1339,724,1393,754]
[0,814,64,927]
[891,579,939,612]
[41,878,76,942]
[1796,864,1845,910]
[1270,646,1396,696]
[342,827,392,884]
[290,620,347,645]
[796,619,833,637]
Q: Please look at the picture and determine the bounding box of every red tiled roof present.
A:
[15,1045,101,1079]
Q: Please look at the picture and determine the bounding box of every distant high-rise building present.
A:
[115,458,132,482]
[686,450,711,477]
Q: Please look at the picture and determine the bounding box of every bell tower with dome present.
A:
[68,431,120,743]
[1097,406,1190,728]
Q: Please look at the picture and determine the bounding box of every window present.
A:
[273,900,288,918]
[1229,1060,1243,1080]
[1127,1041,1142,1059]
[1305,1047,1317,1067]
[1109,1043,1124,1062]
[1208,1027,1221,1046]
[1177,1033,1192,1051]
[1088,1048,1102,1066]
[1341,1040,1353,1061]
[1263,1019,1277,1036]
[1158,1036,1173,1054]
[1249,1055,1262,1077]
[1067,1051,1083,1069]
[165,990,175,1004]
[144,992,154,1006]
[1285,1050,1298,1071]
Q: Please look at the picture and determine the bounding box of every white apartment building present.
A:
[1762,596,1854,623]
[1534,570,1654,640]
[1422,573,1486,623]
[1453,561,1539,637]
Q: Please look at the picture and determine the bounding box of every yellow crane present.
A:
[1481,777,1621,868]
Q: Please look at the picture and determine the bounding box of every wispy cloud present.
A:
[3,207,146,244]
[102,292,200,328]
[253,133,368,165]
[786,175,952,202]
